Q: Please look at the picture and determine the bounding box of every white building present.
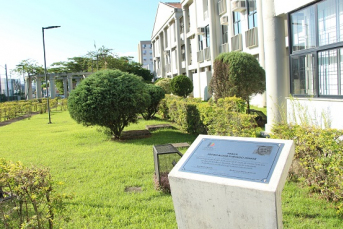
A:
[152,0,343,131]
[138,40,154,73]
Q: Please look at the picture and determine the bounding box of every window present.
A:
[247,0,257,29]
[180,17,184,33]
[233,12,241,35]
[222,25,228,44]
[205,25,210,47]
[198,35,203,50]
[290,0,343,97]
[181,45,186,61]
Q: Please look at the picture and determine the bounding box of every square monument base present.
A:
[168,135,294,229]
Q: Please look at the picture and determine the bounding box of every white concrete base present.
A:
[169,135,294,229]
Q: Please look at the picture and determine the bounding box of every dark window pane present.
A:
[291,54,315,95]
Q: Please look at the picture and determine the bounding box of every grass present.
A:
[0,111,342,228]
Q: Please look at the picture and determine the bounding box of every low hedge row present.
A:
[158,95,261,137]
[0,98,67,122]
[271,124,343,215]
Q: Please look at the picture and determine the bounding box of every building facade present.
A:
[138,40,154,73]
[152,0,343,131]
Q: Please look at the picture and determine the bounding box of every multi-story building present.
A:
[138,40,154,73]
[152,0,343,131]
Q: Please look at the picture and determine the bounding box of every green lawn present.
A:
[0,111,341,228]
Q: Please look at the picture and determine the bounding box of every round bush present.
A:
[170,75,193,98]
[155,78,172,94]
[68,69,150,139]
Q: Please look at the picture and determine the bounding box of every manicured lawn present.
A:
[0,111,341,228]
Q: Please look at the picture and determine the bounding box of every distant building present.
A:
[0,78,16,96]
[138,40,154,73]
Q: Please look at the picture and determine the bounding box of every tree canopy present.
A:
[209,52,265,110]
[141,84,165,120]
[68,69,150,139]
[170,75,193,98]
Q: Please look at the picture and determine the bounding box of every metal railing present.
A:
[218,0,227,15]
[204,47,211,60]
[197,50,204,63]
[245,27,258,48]
[231,34,243,51]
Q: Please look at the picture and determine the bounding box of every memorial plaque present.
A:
[179,138,284,183]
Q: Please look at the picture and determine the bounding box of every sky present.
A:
[0,0,162,79]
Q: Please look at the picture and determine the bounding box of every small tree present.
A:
[210,52,265,110]
[155,78,172,94]
[141,84,165,120]
[170,75,193,98]
[68,69,150,139]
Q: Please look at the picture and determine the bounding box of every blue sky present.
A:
[0,0,162,78]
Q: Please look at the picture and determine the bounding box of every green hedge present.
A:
[271,124,343,210]
[158,95,260,137]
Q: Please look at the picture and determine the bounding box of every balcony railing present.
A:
[219,43,229,54]
[218,0,227,15]
[245,27,258,48]
[204,47,211,61]
[231,34,243,51]
[197,50,204,63]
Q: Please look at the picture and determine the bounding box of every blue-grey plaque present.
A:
[179,138,284,183]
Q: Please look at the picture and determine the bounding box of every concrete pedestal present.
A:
[169,135,294,229]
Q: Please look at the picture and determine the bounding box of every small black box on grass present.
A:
[153,144,183,191]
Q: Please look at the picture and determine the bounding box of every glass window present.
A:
[181,45,185,61]
[233,12,241,35]
[291,54,315,95]
[318,49,341,95]
[318,0,337,46]
[291,5,316,52]
[222,25,228,44]
[248,0,257,29]
[205,25,210,47]
[198,35,203,50]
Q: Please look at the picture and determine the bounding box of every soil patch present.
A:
[119,130,152,140]
[0,112,40,127]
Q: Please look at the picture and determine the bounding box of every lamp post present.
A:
[42,26,60,124]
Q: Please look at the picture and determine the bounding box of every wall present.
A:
[287,97,343,129]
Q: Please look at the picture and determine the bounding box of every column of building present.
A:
[63,77,68,98]
[159,32,165,78]
[262,0,288,132]
[36,77,42,98]
[175,16,183,76]
[26,75,33,100]
[257,0,266,108]
[182,6,190,77]
[49,75,56,99]
[208,0,218,62]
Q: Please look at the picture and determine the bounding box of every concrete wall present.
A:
[287,97,343,129]
[274,0,316,16]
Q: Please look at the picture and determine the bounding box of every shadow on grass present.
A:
[119,129,198,146]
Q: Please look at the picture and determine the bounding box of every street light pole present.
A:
[42,26,60,124]
[5,64,9,101]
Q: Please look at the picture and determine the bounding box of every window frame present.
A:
[233,11,241,35]
[289,0,343,98]
[247,0,258,29]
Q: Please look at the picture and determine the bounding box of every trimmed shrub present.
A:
[158,95,260,137]
[141,84,165,120]
[271,124,343,204]
[68,69,150,139]
[155,78,172,94]
[170,75,193,98]
[210,52,265,110]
